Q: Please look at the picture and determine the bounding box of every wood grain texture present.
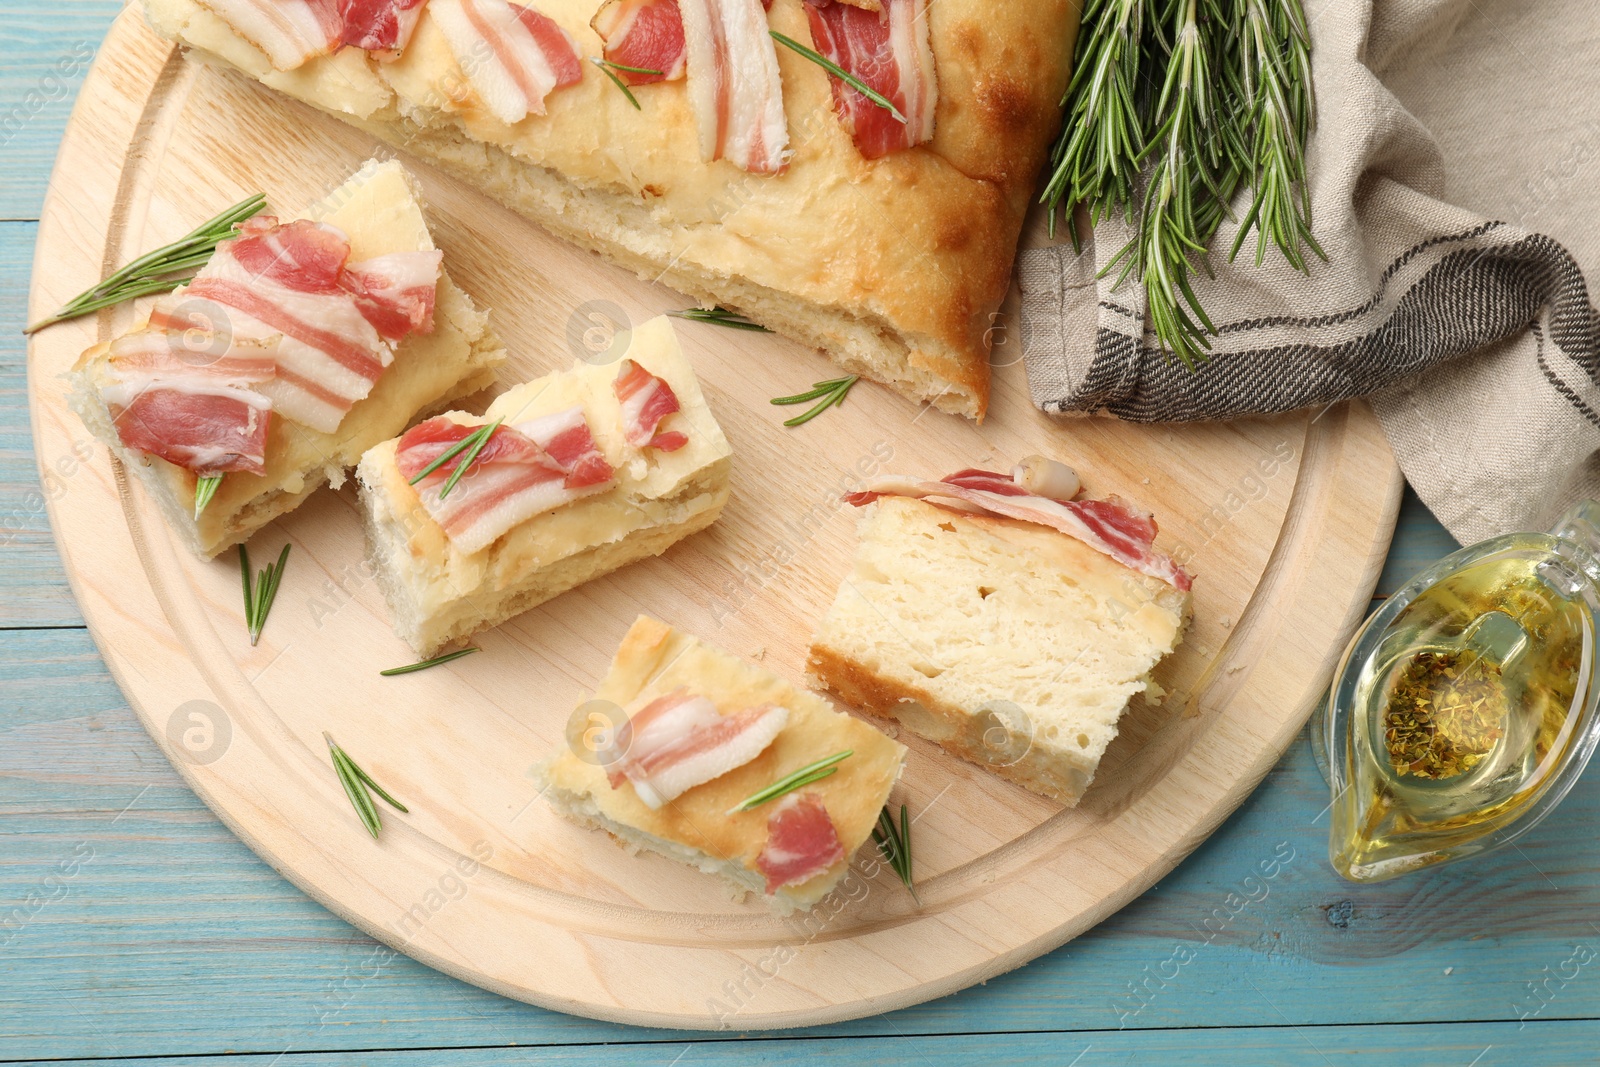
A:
[21,6,1405,1031]
[9,620,1600,1061]
[34,1020,1600,1067]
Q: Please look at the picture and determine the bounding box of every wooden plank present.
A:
[0,1,120,220]
[16,1019,1600,1065]
[5,626,1599,1059]
[1375,487,1461,597]
[0,221,80,628]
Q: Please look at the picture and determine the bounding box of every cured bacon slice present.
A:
[341,250,444,340]
[613,359,687,451]
[397,416,611,554]
[803,0,935,158]
[340,0,430,52]
[847,469,1192,591]
[429,0,583,125]
[592,0,686,84]
[199,0,343,70]
[679,0,789,173]
[515,406,616,487]
[100,327,277,477]
[148,218,439,435]
[599,689,788,809]
[757,791,845,893]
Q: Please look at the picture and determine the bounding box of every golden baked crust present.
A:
[539,616,906,909]
[68,158,505,559]
[141,0,1083,418]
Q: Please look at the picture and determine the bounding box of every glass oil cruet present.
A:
[1319,500,1600,882]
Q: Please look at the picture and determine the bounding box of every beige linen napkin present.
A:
[1017,0,1600,545]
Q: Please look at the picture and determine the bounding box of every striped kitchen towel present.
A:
[1018,0,1600,545]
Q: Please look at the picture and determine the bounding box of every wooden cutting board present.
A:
[26,8,1401,1030]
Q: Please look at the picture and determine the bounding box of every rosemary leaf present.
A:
[603,60,664,75]
[334,748,383,838]
[591,57,643,110]
[25,193,267,334]
[771,31,906,124]
[407,419,502,499]
[380,647,481,677]
[728,750,852,813]
[325,732,408,838]
[773,375,858,427]
[193,474,223,519]
[667,307,770,331]
[239,542,291,647]
[872,802,918,902]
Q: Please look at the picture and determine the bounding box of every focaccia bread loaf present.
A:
[808,495,1191,805]
[356,316,731,657]
[139,0,1080,419]
[69,158,505,560]
[536,615,906,914]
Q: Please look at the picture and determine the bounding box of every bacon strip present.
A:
[429,0,583,125]
[592,0,687,84]
[101,328,279,477]
[341,250,444,340]
[599,689,789,809]
[847,468,1192,591]
[515,406,616,487]
[679,0,789,173]
[340,0,431,52]
[199,0,343,70]
[613,359,687,451]
[397,415,612,554]
[148,218,439,435]
[802,0,934,158]
[757,792,845,893]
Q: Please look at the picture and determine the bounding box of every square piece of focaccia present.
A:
[139,0,1081,419]
[537,616,906,914]
[70,158,506,559]
[356,316,732,657]
[808,491,1191,805]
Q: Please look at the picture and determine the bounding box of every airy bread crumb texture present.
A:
[808,496,1191,805]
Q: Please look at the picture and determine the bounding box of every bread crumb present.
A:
[1142,477,1150,484]
[1218,615,1233,629]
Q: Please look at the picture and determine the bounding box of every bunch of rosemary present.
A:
[1043,0,1320,366]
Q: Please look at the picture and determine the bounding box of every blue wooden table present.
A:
[5,7,1598,1063]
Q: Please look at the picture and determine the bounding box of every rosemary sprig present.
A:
[407,418,502,501]
[193,474,223,519]
[728,750,852,814]
[380,647,480,676]
[1043,0,1320,364]
[667,307,770,332]
[239,542,290,647]
[770,31,906,124]
[325,732,409,839]
[771,375,858,427]
[590,57,657,110]
[872,803,918,902]
[24,193,267,334]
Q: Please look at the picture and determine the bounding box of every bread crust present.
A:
[140,0,1083,418]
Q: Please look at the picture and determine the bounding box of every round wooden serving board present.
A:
[27,8,1402,1030]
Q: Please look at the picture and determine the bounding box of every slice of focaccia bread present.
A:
[536,616,906,914]
[356,316,731,657]
[69,158,505,560]
[808,475,1191,805]
[139,0,1081,419]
